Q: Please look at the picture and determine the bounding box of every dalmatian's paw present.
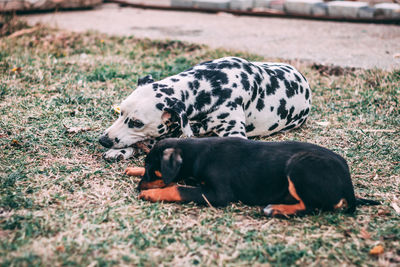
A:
[102,148,134,161]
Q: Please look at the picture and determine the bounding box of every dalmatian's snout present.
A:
[99,134,114,148]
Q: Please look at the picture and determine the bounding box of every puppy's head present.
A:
[141,139,183,187]
[99,76,193,150]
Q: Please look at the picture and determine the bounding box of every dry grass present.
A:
[0,25,399,266]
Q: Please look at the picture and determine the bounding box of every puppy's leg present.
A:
[139,186,230,206]
[263,177,306,217]
[264,152,356,217]
[124,167,145,176]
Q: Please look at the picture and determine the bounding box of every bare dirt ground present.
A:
[23,3,400,70]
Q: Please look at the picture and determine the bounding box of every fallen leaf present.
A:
[360,228,371,240]
[11,67,22,73]
[7,26,40,39]
[377,209,391,216]
[113,105,121,114]
[369,245,384,256]
[315,121,330,127]
[56,245,65,252]
[391,201,400,215]
[11,139,20,147]
[65,126,91,134]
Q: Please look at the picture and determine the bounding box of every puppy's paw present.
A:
[139,189,160,202]
[102,148,134,161]
[124,167,145,176]
[139,186,181,202]
[263,204,289,218]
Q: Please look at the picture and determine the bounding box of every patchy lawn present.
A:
[0,26,399,266]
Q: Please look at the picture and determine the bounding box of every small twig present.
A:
[8,26,40,39]
[202,194,217,211]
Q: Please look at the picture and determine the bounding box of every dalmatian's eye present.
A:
[128,119,144,129]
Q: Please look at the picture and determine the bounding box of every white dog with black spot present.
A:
[99,57,311,160]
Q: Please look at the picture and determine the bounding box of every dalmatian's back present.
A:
[157,57,311,138]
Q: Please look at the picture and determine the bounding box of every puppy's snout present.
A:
[99,134,113,148]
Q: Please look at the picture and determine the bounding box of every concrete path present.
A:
[23,3,400,70]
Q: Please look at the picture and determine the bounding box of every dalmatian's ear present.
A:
[137,75,154,86]
[161,98,193,138]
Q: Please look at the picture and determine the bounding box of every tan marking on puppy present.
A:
[139,179,167,190]
[124,167,145,176]
[334,198,348,210]
[139,185,182,202]
[268,177,306,216]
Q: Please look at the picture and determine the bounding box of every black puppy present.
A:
[137,137,379,216]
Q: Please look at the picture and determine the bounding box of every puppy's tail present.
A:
[345,197,380,214]
[355,197,381,206]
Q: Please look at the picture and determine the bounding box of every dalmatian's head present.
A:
[99,75,193,150]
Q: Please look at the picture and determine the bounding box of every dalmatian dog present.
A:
[99,57,311,160]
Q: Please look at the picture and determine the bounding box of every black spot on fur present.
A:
[240,72,250,91]
[121,150,126,154]
[285,81,299,98]
[124,118,129,124]
[277,99,288,119]
[212,88,232,107]
[256,98,265,111]
[156,103,164,111]
[152,83,159,90]
[266,76,279,95]
[232,83,237,88]
[194,91,211,110]
[115,137,120,143]
[193,80,200,89]
[275,69,286,80]
[217,113,229,119]
[251,86,258,102]
[243,63,253,75]
[160,88,174,95]
[281,124,296,131]
[194,69,229,89]
[305,88,310,100]
[156,93,163,98]
[268,123,279,131]
[270,106,274,112]
[158,128,165,134]
[137,75,154,86]
[245,124,255,132]
[244,101,251,110]
[157,124,164,129]
[171,78,180,82]
[234,97,243,106]
[186,104,194,116]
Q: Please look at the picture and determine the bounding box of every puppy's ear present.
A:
[137,74,154,86]
[160,148,183,185]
